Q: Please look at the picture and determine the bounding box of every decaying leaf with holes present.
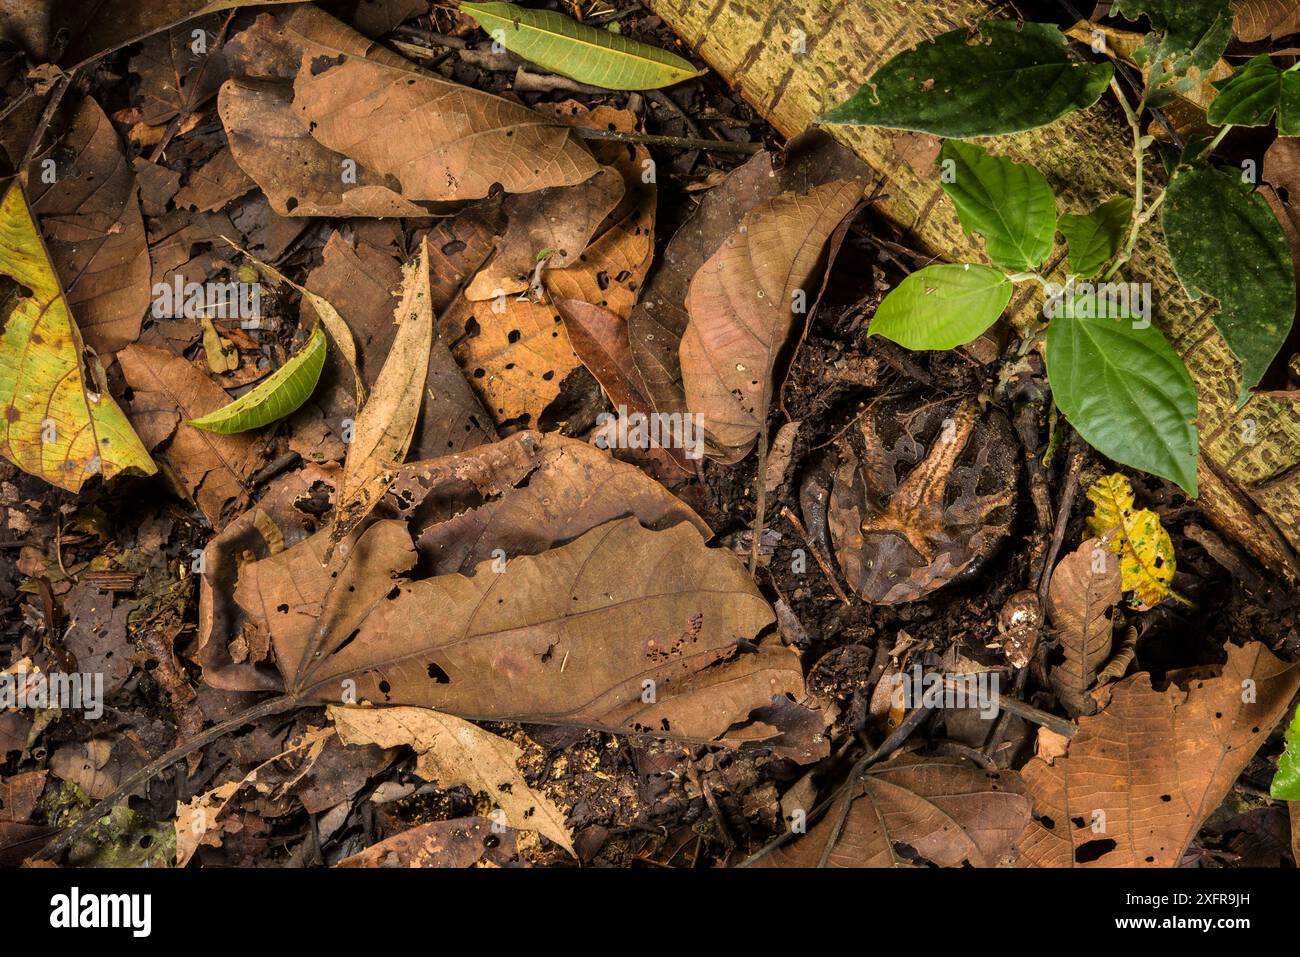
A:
[756,757,1031,867]
[680,180,861,463]
[0,184,155,493]
[289,9,599,201]
[465,166,626,301]
[1046,538,1122,717]
[330,705,575,855]
[442,104,655,427]
[1085,473,1176,610]
[826,396,1019,604]
[1018,642,1300,867]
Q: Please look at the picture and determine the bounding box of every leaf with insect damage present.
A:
[1019,642,1299,867]
[1085,473,1176,610]
[330,705,575,855]
[0,184,154,493]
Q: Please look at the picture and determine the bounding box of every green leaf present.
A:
[1046,312,1199,496]
[189,325,327,433]
[869,264,1013,350]
[1059,196,1133,278]
[1207,55,1300,134]
[1112,0,1232,78]
[938,141,1057,272]
[1162,164,1296,403]
[460,2,701,91]
[818,21,1113,138]
[1271,704,1300,800]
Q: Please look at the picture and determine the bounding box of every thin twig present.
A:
[779,505,851,605]
[568,126,762,154]
[34,694,299,862]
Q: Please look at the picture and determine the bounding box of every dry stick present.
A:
[1038,432,1086,606]
[779,505,851,605]
[34,694,299,862]
[740,705,934,867]
[568,126,762,155]
[749,423,769,576]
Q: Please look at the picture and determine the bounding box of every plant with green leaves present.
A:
[821,7,1299,498]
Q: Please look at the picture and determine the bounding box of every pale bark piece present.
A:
[681,180,859,463]
[331,705,575,854]
[292,46,600,202]
[27,96,151,355]
[118,344,266,526]
[336,240,435,533]
[412,431,708,574]
[336,817,526,867]
[1018,642,1300,867]
[1047,538,1122,716]
[465,166,625,300]
[219,77,427,218]
[646,0,1300,581]
[759,757,1031,867]
[287,517,777,739]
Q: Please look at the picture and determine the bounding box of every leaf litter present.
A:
[0,0,1297,873]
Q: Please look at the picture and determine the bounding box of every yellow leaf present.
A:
[1085,473,1176,610]
[0,183,155,492]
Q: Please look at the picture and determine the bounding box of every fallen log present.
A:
[648,0,1300,580]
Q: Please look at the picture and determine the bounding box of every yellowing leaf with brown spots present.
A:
[0,183,155,492]
[1084,473,1177,610]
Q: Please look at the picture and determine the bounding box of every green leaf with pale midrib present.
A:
[1059,196,1133,278]
[818,21,1113,138]
[938,140,1057,272]
[460,2,701,91]
[189,325,327,433]
[1207,54,1300,134]
[1162,163,1296,404]
[869,263,1013,351]
[1271,704,1300,800]
[1046,312,1199,495]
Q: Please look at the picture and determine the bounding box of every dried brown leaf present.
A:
[681,181,860,461]
[757,757,1031,867]
[1018,642,1300,867]
[1047,538,1122,715]
[118,344,267,526]
[331,704,575,854]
